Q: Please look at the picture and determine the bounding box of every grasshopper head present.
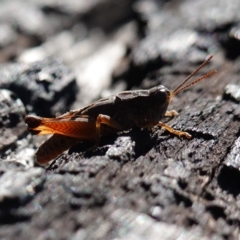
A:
[148,85,171,121]
[147,56,216,122]
[149,85,171,105]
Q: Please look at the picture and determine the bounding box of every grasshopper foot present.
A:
[158,122,192,139]
[165,110,179,117]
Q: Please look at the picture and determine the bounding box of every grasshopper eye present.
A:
[149,86,170,103]
[150,85,169,93]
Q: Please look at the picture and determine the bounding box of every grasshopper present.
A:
[25,56,216,164]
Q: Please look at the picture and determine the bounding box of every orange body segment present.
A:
[25,115,97,140]
[36,134,80,165]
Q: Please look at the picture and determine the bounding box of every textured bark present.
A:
[0,0,240,239]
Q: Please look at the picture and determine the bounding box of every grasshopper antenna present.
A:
[170,55,217,99]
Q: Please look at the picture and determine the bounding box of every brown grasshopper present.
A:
[25,56,216,164]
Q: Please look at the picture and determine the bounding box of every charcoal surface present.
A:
[0,0,240,239]
[0,89,26,151]
[0,59,77,116]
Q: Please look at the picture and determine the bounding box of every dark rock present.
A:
[0,59,77,116]
[106,209,223,240]
[0,0,136,63]
[0,0,240,239]
[0,89,26,151]
[0,167,45,207]
[224,83,240,103]
[0,24,17,48]
[0,166,45,224]
[224,137,240,170]
[132,29,214,66]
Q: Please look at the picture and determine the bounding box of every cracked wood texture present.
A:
[0,0,240,239]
